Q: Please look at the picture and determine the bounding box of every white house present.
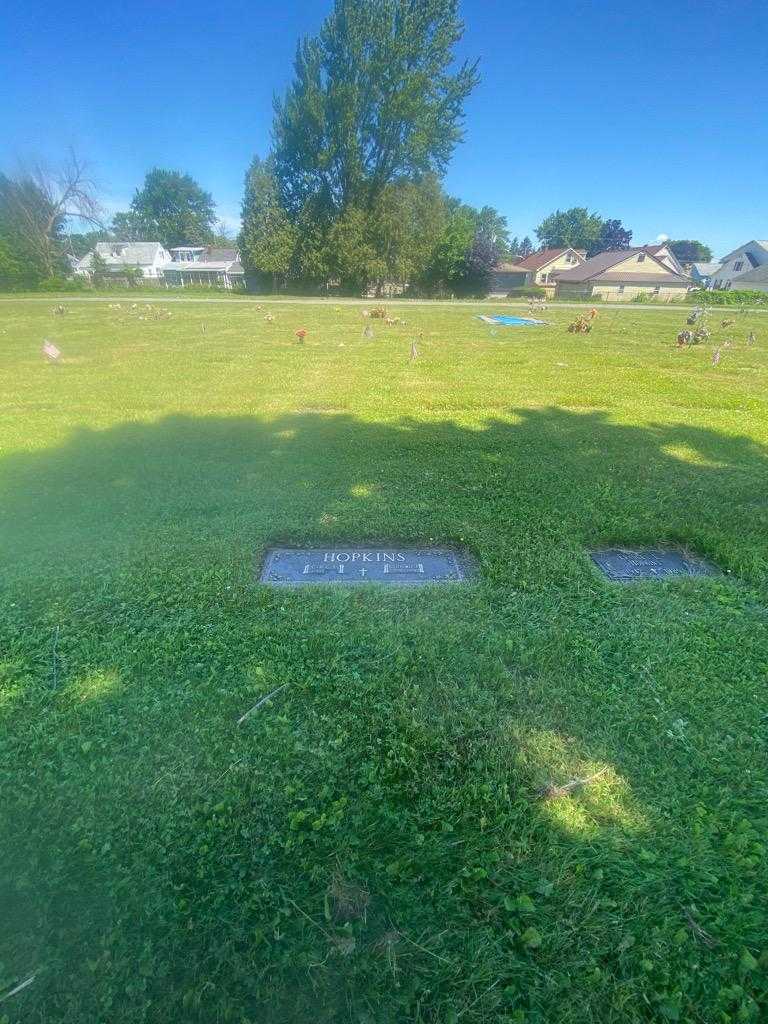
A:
[726,264,768,294]
[710,240,768,290]
[162,247,244,289]
[75,241,172,279]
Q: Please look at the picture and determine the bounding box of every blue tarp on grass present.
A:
[476,314,548,327]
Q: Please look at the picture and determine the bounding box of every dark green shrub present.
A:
[688,288,767,306]
[506,285,547,299]
[36,276,88,292]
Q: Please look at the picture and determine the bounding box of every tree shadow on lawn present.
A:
[2,405,767,584]
[1,408,768,1022]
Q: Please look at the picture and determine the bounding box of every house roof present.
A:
[91,242,166,266]
[592,273,691,286]
[164,258,243,274]
[719,240,768,263]
[493,262,529,274]
[514,247,580,271]
[206,247,238,262]
[691,262,721,275]
[554,249,691,284]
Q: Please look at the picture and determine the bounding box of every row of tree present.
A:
[0,0,713,293]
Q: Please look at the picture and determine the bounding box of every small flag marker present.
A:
[43,339,61,361]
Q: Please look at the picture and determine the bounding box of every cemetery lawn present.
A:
[2,298,768,1024]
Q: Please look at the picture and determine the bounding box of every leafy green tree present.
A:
[667,239,713,263]
[0,173,66,282]
[0,152,101,280]
[591,218,632,255]
[535,207,603,252]
[472,205,511,260]
[327,206,383,293]
[0,236,25,289]
[370,174,447,293]
[65,230,110,258]
[210,220,237,247]
[420,203,476,294]
[453,232,498,296]
[240,156,297,290]
[289,200,334,289]
[89,250,109,285]
[508,236,520,257]
[272,0,479,215]
[124,169,216,248]
[110,211,146,242]
[519,236,533,257]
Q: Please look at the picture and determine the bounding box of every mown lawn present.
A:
[1,298,767,1023]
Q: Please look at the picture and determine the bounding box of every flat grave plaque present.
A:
[260,547,473,586]
[590,548,716,582]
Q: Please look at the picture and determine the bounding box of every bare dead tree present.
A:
[5,149,104,277]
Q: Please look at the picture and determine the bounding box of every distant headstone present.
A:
[260,547,474,586]
[590,549,716,582]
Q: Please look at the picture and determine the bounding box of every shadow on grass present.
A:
[1,406,767,582]
[1,409,767,1022]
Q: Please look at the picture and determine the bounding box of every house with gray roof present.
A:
[710,240,768,290]
[554,248,692,302]
[689,261,722,287]
[75,241,171,279]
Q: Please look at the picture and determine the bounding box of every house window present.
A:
[653,286,661,295]
[618,285,625,294]
[637,253,646,262]
[733,261,743,271]
[541,273,548,283]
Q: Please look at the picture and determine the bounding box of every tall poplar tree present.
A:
[272,0,479,216]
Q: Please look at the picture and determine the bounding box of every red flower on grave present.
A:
[295,328,307,341]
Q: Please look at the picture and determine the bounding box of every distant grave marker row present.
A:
[259,546,718,586]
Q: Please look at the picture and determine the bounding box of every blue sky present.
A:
[1,0,766,256]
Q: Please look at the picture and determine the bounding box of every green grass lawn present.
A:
[1,299,767,1023]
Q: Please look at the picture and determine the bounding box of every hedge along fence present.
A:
[688,288,768,306]
[505,286,548,299]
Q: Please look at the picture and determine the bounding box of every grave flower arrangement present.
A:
[295,328,307,343]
